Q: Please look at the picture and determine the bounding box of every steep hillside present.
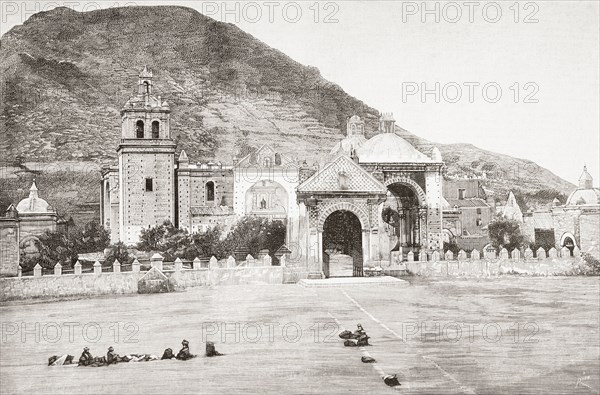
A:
[0,6,574,218]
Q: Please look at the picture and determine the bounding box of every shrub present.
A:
[219,216,286,259]
[488,219,525,252]
[104,242,134,266]
[20,221,110,270]
[136,216,286,261]
[580,253,600,276]
[443,241,461,256]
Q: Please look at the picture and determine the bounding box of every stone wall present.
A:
[403,257,582,277]
[0,272,140,301]
[0,254,288,302]
[579,213,600,258]
[379,246,586,277]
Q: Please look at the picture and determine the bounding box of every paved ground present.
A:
[1,277,599,394]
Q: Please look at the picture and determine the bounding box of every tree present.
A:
[220,216,286,258]
[104,242,134,266]
[443,241,461,256]
[487,218,525,251]
[20,221,110,271]
[32,231,78,269]
[189,227,223,260]
[137,220,181,252]
[78,221,110,253]
[135,217,286,261]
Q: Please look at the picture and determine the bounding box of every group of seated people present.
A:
[339,324,370,347]
[48,340,222,367]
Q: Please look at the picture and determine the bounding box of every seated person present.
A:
[205,341,223,357]
[353,324,366,339]
[161,348,175,360]
[78,347,93,366]
[106,346,119,365]
[356,333,370,346]
[176,340,193,360]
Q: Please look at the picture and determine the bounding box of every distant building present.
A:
[442,179,494,250]
[0,181,65,276]
[522,166,599,258]
[497,191,524,223]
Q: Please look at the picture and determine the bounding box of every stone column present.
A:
[174,258,183,271]
[398,209,406,247]
[150,253,164,271]
[361,229,369,267]
[192,257,201,270]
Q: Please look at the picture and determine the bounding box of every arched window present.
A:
[206,181,215,202]
[275,153,282,165]
[136,120,144,138]
[143,81,150,94]
[264,157,272,167]
[152,121,159,139]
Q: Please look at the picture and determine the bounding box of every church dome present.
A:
[16,182,54,214]
[357,133,432,164]
[565,165,599,206]
[565,188,600,206]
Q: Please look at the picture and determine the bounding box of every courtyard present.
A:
[0,276,598,394]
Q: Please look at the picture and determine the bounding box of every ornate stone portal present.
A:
[296,114,444,278]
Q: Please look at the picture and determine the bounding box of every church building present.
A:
[101,68,445,278]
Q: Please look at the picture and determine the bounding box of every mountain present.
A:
[0,6,574,218]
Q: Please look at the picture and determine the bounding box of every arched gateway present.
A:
[322,210,363,277]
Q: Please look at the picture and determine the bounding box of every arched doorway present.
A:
[322,210,363,278]
[384,182,422,256]
[561,235,576,256]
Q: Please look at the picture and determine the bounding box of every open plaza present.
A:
[1,276,598,394]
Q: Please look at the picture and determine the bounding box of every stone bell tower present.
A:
[117,66,176,245]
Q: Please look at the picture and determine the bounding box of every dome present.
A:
[357,133,433,164]
[16,182,53,214]
[349,115,361,123]
[565,188,600,206]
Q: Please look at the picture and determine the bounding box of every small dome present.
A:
[16,182,54,213]
[357,133,432,164]
[565,188,600,206]
[349,115,361,123]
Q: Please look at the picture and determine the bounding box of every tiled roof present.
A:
[297,155,387,194]
[532,212,554,229]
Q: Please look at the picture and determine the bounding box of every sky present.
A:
[1,0,598,185]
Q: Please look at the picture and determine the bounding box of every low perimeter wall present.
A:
[0,265,287,302]
[398,257,584,277]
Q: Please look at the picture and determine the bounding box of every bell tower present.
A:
[117,66,176,245]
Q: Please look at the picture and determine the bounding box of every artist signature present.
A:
[575,373,594,391]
